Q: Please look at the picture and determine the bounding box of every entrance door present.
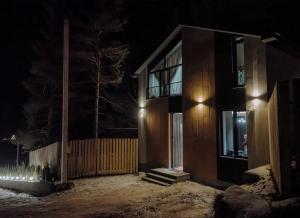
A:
[171,113,183,169]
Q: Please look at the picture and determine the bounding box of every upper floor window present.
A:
[221,111,247,158]
[233,36,245,87]
[147,41,182,99]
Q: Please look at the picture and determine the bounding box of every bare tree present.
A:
[74,11,129,138]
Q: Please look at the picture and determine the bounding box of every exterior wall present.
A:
[182,28,217,181]
[265,47,300,195]
[245,37,269,169]
[268,80,300,196]
[266,45,300,98]
[146,98,170,168]
[214,32,248,183]
[138,68,147,171]
[138,68,170,170]
[268,84,282,193]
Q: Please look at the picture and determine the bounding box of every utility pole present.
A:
[16,143,20,166]
[61,19,69,183]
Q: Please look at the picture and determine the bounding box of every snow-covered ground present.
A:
[0,174,219,218]
[241,165,278,200]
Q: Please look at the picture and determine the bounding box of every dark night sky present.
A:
[0,0,299,162]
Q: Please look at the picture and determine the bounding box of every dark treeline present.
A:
[17,0,134,150]
[5,0,300,150]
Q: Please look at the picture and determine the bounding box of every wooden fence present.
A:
[268,80,300,196]
[29,142,61,170]
[67,138,138,178]
[268,84,282,193]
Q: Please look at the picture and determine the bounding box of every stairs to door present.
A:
[142,168,190,186]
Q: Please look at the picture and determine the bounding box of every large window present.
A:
[233,36,245,87]
[147,41,182,98]
[221,111,247,158]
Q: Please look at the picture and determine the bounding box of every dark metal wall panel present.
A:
[214,32,247,183]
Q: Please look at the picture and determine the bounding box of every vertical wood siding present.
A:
[182,28,217,181]
[67,138,138,178]
[268,84,282,193]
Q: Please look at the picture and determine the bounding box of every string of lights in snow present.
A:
[0,175,35,181]
[0,165,41,182]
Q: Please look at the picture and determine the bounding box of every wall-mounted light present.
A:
[197,97,204,109]
[197,97,204,103]
[252,90,260,98]
[251,98,260,110]
[248,90,261,110]
[140,102,145,108]
[139,108,145,118]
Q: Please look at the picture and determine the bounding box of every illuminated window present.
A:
[233,36,245,86]
[221,111,247,158]
[148,72,160,98]
[147,41,182,98]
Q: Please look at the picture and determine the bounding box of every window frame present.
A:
[220,110,247,159]
[147,64,182,99]
[232,36,245,88]
[147,71,160,99]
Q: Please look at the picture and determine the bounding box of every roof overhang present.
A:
[134,24,261,75]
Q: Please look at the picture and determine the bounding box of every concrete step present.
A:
[150,168,190,182]
[146,172,176,184]
[142,176,171,186]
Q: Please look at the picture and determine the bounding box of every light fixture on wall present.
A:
[252,90,260,98]
[197,97,204,109]
[139,101,146,118]
[140,102,145,108]
[252,98,260,109]
[249,90,261,110]
[139,108,145,118]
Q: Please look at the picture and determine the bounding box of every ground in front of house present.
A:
[0,174,220,218]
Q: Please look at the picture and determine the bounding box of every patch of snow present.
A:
[214,185,271,218]
[241,165,278,200]
[0,174,219,218]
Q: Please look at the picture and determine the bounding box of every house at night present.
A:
[135,25,300,195]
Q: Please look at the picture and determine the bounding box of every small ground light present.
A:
[29,177,34,181]
[16,176,19,180]
[22,177,25,180]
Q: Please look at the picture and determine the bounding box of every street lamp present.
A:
[2,134,20,167]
